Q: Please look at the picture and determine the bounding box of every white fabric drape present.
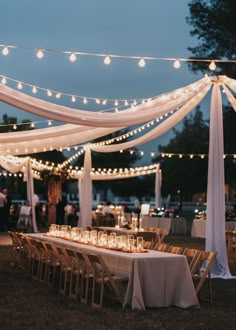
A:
[91,83,211,152]
[206,83,232,278]
[0,77,209,127]
[24,158,38,233]
[155,164,162,209]
[78,148,92,229]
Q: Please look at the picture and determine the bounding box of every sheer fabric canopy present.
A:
[1,75,236,278]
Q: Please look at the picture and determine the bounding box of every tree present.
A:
[186,0,236,77]
[153,107,209,200]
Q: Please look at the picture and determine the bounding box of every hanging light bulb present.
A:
[124,100,128,106]
[2,46,9,56]
[55,92,61,99]
[104,55,111,65]
[1,77,7,84]
[209,60,216,71]
[71,95,76,102]
[173,59,181,69]
[114,100,118,106]
[83,97,88,104]
[32,86,37,94]
[102,99,107,105]
[47,90,52,97]
[138,57,146,68]
[13,124,17,130]
[17,82,23,89]
[133,100,137,106]
[48,120,52,126]
[95,98,101,104]
[69,52,77,62]
[30,122,35,128]
[36,49,44,59]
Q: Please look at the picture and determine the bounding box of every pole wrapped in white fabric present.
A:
[79,147,92,229]
[155,164,162,209]
[206,82,231,278]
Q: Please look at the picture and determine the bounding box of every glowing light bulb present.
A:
[114,100,118,106]
[124,100,128,106]
[17,82,23,89]
[36,49,44,59]
[95,99,101,104]
[1,77,7,84]
[55,93,61,99]
[71,95,76,102]
[31,122,35,128]
[104,55,111,65]
[173,59,181,69]
[102,99,107,105]
[209,60,216,71]
[138,57,146,67]
[133,100,137,106]
[69,53,77,62]
[48,120,52,126]
[13,124,17,130]
[83,97,88,104]
[47,90,52,97]
[2,46,9,56]
[32,86,37,94]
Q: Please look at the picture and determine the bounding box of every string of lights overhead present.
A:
[1,43,234,71]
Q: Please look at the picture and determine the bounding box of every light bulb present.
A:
[13,124,17,130]
[209,60,216,71]
[71,95,76,102]
[2,46,9,56]
[31,122,35,128]
[104,55,111,65]
[36,49,44,59]
[114,100,118,106]
[32,86,37,94]
[95,99,101,104]
[48,120,52,126]
[1,77,7,84]
[17,82,23,89]
[55,93,61,99]
[173,59,181,69]
[47,90,52,97]
[138,57,146,67]
[69,53,77,62]
[83,97,88,104]
[102,99,107,105]
[124,100,128,106]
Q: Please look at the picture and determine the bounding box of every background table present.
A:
[142,217,187,235]
[191,219,236,238]
[28,233,198,310]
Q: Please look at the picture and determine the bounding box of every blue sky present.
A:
[0,0,210,163]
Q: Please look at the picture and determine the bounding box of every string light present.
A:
[173,59,181,69]
[69,52,77,62]
[209,60,216,71]
[36,49,44,59]
[1,77,7,84]
[17,82,23,89]
[104,55,111,65]
[138,57,146,68]
[2,46,9,56]
[32,86,37,94]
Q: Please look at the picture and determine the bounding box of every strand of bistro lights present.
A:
[0,74,148,109]
[0,43,235,71]
[0,119,55,130]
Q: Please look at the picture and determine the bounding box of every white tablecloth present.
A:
[142,217,187,235]
[191,219,236,238]
[28,233,198,310]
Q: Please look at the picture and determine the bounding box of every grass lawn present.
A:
[1,234,236,329]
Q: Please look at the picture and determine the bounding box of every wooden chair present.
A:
[83,253,128,308]
[191,250,217,304]
[43,242,61,288]
[225,231,236,262]
[167,245,184,254]
[154,243,170,252]
[53,246,73,296]
[8,231,24,267]
[182,248,202,274]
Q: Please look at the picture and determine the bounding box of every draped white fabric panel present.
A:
[206,83,232,278]
[0,77,209,127]
[91,83,212,152]
[79,148,92,230]
[155,164,162,209]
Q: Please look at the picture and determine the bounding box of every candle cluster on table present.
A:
[131,213,143,231]
[47,224,146,253]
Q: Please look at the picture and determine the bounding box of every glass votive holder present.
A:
[90,230,97,244]
[137,237,144,252]
[101,233,108,246]
[120,235,127,249]
[128,238,135,251]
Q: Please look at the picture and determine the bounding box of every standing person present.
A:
[0,189,7,231]
[3,189,12,231]
[56,198,66,225]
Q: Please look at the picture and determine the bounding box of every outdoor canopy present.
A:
[1,74,236,279]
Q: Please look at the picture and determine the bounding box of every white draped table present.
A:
[191,219,236,238]
[28,233,198,311]
[142,217,187,235]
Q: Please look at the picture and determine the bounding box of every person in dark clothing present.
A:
[2,189,12,231]
[56,198,66,225]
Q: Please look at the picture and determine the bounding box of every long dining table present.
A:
[27,233,199,311]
